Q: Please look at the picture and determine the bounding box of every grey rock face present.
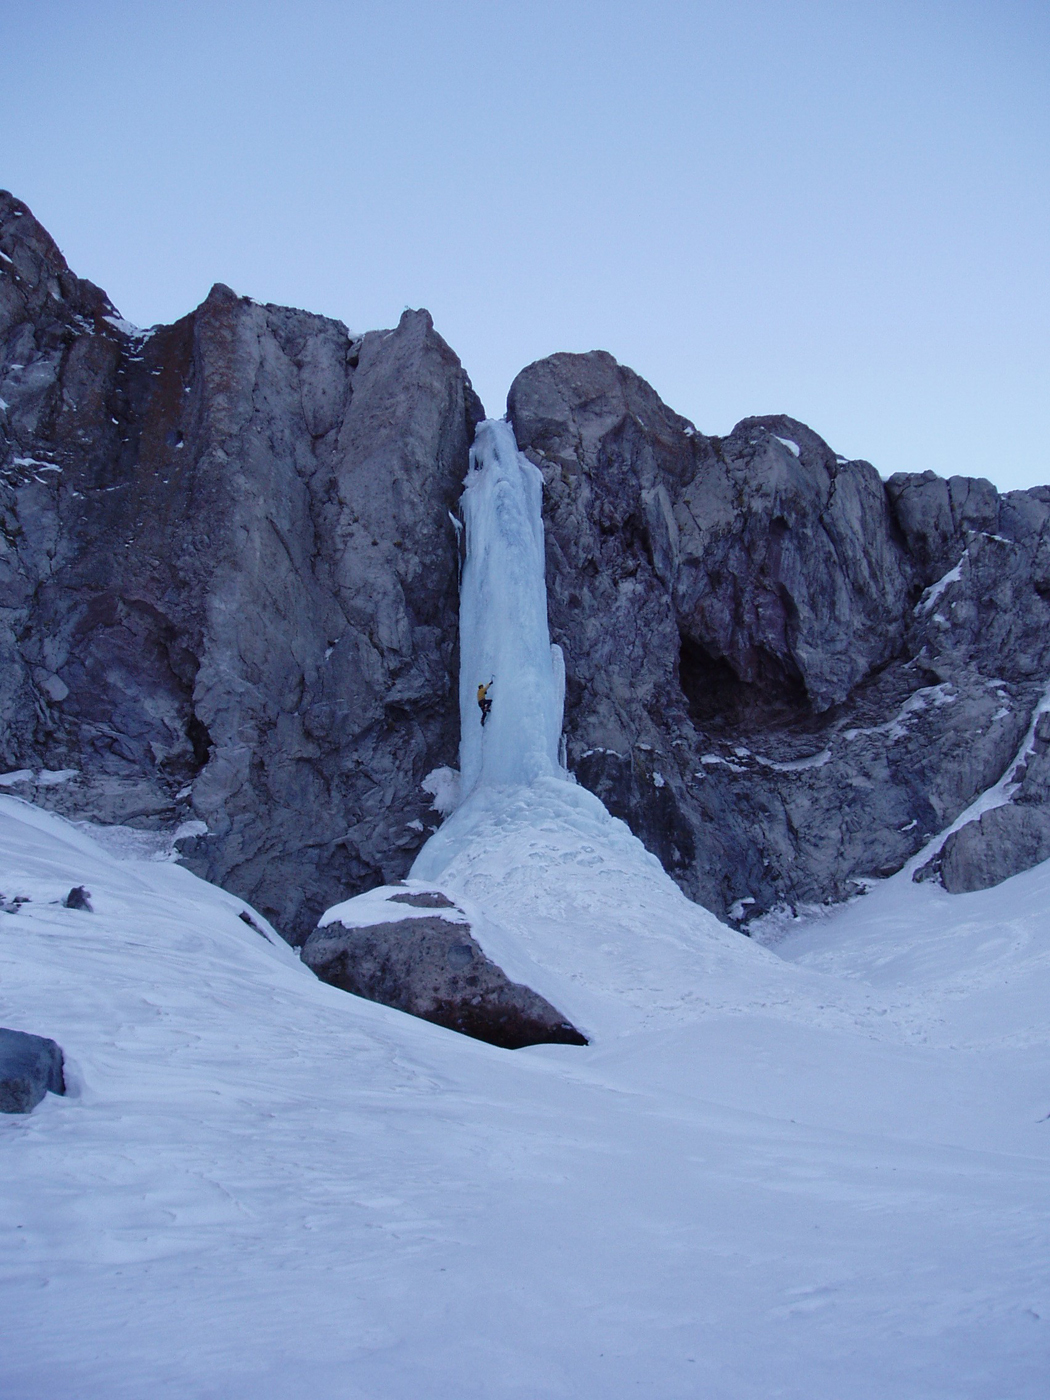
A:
[1,191,483,942]
[920,712,1050,892]
[933,805,1050,894]
[387,889,457,910]
[0,1027,65,1113]
[301,889,587,1049]
[509,352,1050,916]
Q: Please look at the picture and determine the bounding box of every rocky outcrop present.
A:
[509,352,1050,916]
[301,887,587,1048]
[0,1027,65,1113]
[935,804,1050,893]
[1,191,483,942]
[919,712,1050,892]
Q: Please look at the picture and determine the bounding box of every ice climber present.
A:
[477,681,493,727]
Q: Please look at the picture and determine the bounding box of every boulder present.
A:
[0,1027,65,1113]
[302,888,587,1049]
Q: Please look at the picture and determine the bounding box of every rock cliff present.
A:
[4,192,1049,950]
[0,191,482,941]
[508,352,1050,917]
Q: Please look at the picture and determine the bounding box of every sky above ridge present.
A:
[2,0,1048,488]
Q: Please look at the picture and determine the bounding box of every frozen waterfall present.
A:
[408,418,741,1028]
[455,418,566,797]
[411,417,580,882]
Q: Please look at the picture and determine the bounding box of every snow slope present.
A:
[2,794,1049,1399]
[413,774,871,1042]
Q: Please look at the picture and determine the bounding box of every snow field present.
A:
[2,795,1050,1398]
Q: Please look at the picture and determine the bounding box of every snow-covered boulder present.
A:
[301,887,586,1050]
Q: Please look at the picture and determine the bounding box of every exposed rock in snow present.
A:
[62,884,92,911]
[302,885,587,1049]
[0,1026,65,1112]
[936,804,1050,893]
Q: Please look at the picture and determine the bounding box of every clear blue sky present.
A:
[3,0,1048,487]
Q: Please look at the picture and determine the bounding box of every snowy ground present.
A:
[2,791,1049,1399]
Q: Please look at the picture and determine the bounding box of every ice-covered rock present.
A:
[456,419,566,796]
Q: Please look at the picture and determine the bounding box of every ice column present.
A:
[457,418,566,796]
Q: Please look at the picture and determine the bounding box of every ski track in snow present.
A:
[2,418,1049,1396]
